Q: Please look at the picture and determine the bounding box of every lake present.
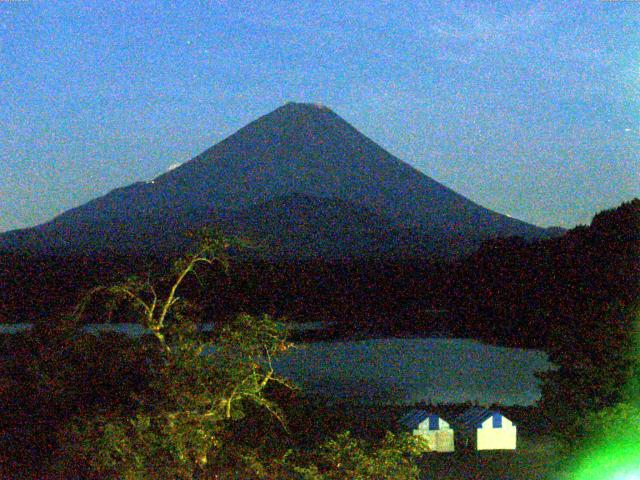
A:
[1,323,551,406]
[272,338,551,406]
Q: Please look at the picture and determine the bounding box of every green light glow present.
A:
[572,438,640,480]
[571,306,640,480]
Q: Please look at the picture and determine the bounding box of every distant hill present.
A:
[0,102,557,258]
[217,193,426,259]
[435,198,640,348]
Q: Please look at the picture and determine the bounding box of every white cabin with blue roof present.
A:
[399,410,454,452]
[455,407,516,450]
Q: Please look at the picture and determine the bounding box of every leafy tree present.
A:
[57,231,294,479]
[538,301,640,444]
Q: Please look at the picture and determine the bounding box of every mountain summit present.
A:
[0,102,555,258]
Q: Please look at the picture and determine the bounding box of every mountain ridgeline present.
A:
[0,102,556,258]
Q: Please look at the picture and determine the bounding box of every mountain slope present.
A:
[218,193,428,259]
[0,102,554,257]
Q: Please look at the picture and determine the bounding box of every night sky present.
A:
[1,0,638,233]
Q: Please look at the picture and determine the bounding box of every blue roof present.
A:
[455,407,504,428]
[399,410,441,430]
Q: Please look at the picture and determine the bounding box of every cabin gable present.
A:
[399,410,454,452]
[456,407,517,450]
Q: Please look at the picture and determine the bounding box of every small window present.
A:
[493,414,502,428]
[429,415,439,430]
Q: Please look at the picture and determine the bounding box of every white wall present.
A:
[476,416,517,450]
[413,429,455,453]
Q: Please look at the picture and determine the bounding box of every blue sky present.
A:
[1,0,638,232]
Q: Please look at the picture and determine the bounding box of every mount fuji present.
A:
[0,102,556,258]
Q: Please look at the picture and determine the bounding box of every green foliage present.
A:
[539,301,640,444]
[57,231,294,479]
[581,402,640,444]
[60,411,224,479]
[282,431,426,480]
